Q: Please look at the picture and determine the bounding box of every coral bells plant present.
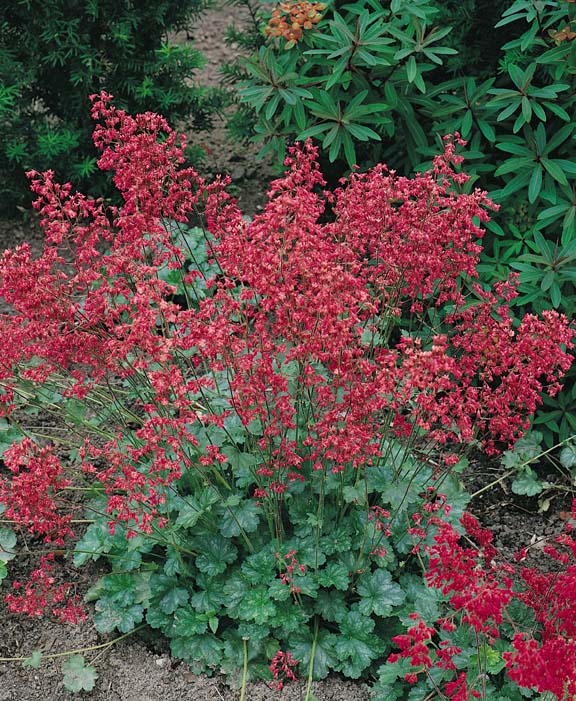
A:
[0,94,573,698]
[381,501,576,701]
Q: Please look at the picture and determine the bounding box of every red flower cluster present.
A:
[277,549,306,595]
[0,439,73,546]
[0,93,573,694]
[390,499,576,699]
[269,649,298,690]
[5,554,85,624]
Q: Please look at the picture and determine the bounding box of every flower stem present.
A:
[305,618,318,701]
[0,624,146,662]
[240,638,248,701]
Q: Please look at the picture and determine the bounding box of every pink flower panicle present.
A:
[277,549,306,595]
[390,498,576,700]
[0,439,73,545]
[269,650,298,690]
[5,554,86,624]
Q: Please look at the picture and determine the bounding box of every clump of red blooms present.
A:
[389,492,576,700]
[264,1,325,44]
[269,649,298,690]
[0,93,573,694]
[5,554,85,624]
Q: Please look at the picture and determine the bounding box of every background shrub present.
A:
[0,0,221,211]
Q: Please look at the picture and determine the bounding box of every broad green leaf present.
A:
[357,569,405,617]
[315,589,346,623]
[190,581,225,614]
[160,587,189,615]
[336,609,385,678]
[376,657,413,685]
[0,420,24,456]
[194,535,237,576]
[479,644,506,674]
[86,573,137,607]
[170,634,223,667]
[342,485,364,504]
[512,467,542,497]
[242,548,275,585]
[237,587,277,624]
[0,528,17,563]
[175,488,219,529]
[289,630,338,680]
[22,651,43,668]
[94,600,144,633]
[219,498,260,538]
[73,521,112,566]
[62,656,98,693]
[146,606,172,631]
[560,442,576,469]
[171,605,208,637]
[317,562,350,591]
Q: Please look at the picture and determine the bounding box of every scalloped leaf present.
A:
[62,655,98,693]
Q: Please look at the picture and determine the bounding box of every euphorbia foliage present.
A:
[0,94,574,698]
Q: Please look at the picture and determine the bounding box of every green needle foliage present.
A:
[0,0,222,210]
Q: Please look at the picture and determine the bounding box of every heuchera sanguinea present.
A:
[0,94,573,695]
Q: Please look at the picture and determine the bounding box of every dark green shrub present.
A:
[0,0,221,210]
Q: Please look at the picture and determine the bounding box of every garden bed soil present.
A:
[0,2,573,699]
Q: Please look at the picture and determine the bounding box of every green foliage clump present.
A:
[0,0,220,210]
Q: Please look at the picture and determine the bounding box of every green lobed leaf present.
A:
[289,629,338,680]
[237,586,277,625]
[195,535,237,576]
[160,587,189,615]
[62,655,98,693]
[94,600,144,634]
[317,561,351,591]
[170,634,223,668]
[241,548,275,585]
[335,609,385,678]
[560,442,576,469]
[170,605,209,637]
[22,650,43,668]
[511,467,542,497]
[0,528,17,563]
[219,498,260,538]
[357,569,406,617]
[315,589,347,623]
